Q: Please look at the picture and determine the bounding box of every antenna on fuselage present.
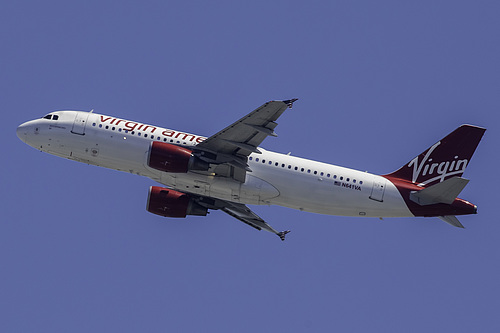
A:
[90,109,94,113]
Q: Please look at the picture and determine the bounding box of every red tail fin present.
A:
[384,125,486,186]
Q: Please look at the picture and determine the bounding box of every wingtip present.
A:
[283,99,298,108]
[278,230,291,241]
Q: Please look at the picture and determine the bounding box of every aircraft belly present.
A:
[239,175,280,202]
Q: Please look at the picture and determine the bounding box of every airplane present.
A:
[16,99,486,240]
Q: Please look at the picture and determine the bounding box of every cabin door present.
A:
[71,112,90,135]
[369,179,386,202]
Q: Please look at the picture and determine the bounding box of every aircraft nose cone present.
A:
[16,123,28,143]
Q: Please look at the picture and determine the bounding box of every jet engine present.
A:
[146,186,208,218]
[148,141,209,173]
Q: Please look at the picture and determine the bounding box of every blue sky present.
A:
[2,1,499,331]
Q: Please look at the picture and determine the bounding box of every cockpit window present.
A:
[42,114,59,120]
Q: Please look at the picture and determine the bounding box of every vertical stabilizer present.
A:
[385,125,485,186]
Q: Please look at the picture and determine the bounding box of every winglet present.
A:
[278,230,291,241]
[283,99,298,108]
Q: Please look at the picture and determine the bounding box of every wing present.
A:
[193,99,297,182]
[220,202,290,241]
[196,195,290,241]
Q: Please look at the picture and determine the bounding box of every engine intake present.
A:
[146,186,208,218]
[148,141,209,173]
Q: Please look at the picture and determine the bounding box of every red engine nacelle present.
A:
[146,186,208,218]
[148,141,209,173]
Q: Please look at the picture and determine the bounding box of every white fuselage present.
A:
[17,111,413,218]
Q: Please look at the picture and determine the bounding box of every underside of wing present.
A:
[194,195,290,241]
[193,99,297,182]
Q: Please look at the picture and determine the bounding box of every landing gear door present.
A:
[71,112,90,135]
[369,178,386,202]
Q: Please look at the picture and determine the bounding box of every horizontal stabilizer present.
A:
[410,177,469,206]
[438,215,464,228]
